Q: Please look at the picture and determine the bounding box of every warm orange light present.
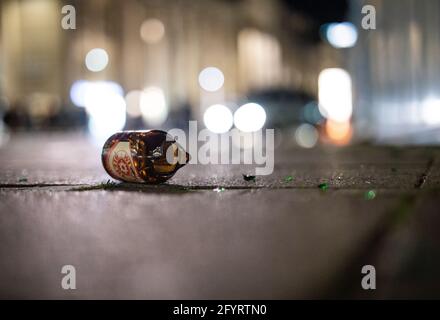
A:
[325,120,352,145]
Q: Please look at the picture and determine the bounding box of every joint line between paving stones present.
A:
[415,157,436,189]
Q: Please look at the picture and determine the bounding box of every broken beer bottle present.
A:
[102,130,189,184]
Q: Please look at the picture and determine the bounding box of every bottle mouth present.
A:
[176,149,191,168]
[165,142,190,169]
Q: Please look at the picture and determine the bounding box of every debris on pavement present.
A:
[318,183,329,191]
[242,174,256,182]
[364,190,376,200]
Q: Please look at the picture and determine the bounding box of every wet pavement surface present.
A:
[1,133,440,299]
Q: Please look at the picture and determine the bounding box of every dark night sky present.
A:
[283,0,349,43]
[283,0,349,23]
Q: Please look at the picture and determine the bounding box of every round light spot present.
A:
[85,90,126,145]
[203,104,233,133]
[325,120,352,145]
[295,123,319,148]
[85,48,109,72]
[140,87,168,126]
[140,19,165,44]
[326,22,358,48]
[125,90,142,117]
[70,80,90,107]
[198,67,224,92]
[234,103,266,132]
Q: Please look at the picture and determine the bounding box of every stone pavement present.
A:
[0,133,440,299]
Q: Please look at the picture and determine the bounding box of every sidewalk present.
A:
[1,133,439,298]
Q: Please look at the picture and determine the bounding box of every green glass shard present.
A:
[365,190,376,200]
[318,183,329,191]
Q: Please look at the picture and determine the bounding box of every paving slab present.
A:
[0,187,402,299]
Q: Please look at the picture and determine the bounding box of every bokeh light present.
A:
[198,67,225,92]
[303,101,325,124]
[318,68,352,123]
[295,123,319,148]
[85,48,109,72]
[234,103,266,132]
[325,22,358,48]
[84,87,126,144]
[421,98,440,125]
[70,80,89,107]
[125,90,142,117]
[325,120,352,145]
[203,104,233,133]
[70,80,123,108]
[140,18,165,44]
[140,86,168,126]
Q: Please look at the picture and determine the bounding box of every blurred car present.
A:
[240,88,323,129]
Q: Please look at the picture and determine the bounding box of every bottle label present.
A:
[104,141,144,183]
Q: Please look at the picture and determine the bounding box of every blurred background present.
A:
[0,0,439,147]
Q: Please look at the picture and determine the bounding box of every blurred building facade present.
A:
[0,0,342,128]
[350,0,440,143]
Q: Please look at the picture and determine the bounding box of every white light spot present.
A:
[318,68,352,123]
[70,80,123,108]
[85,48,109,72]
[295,123,319,148]
[203,104,233,133]
[198,67,224,92]
[85,87,126,145]
[326,22,358,48]
[234,103,266,132]
[422,98,440,125]
[140,87,168,126]
[70,80,89,107]
[125,90,142,117]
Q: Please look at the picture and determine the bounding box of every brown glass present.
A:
[101,130,189,184]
